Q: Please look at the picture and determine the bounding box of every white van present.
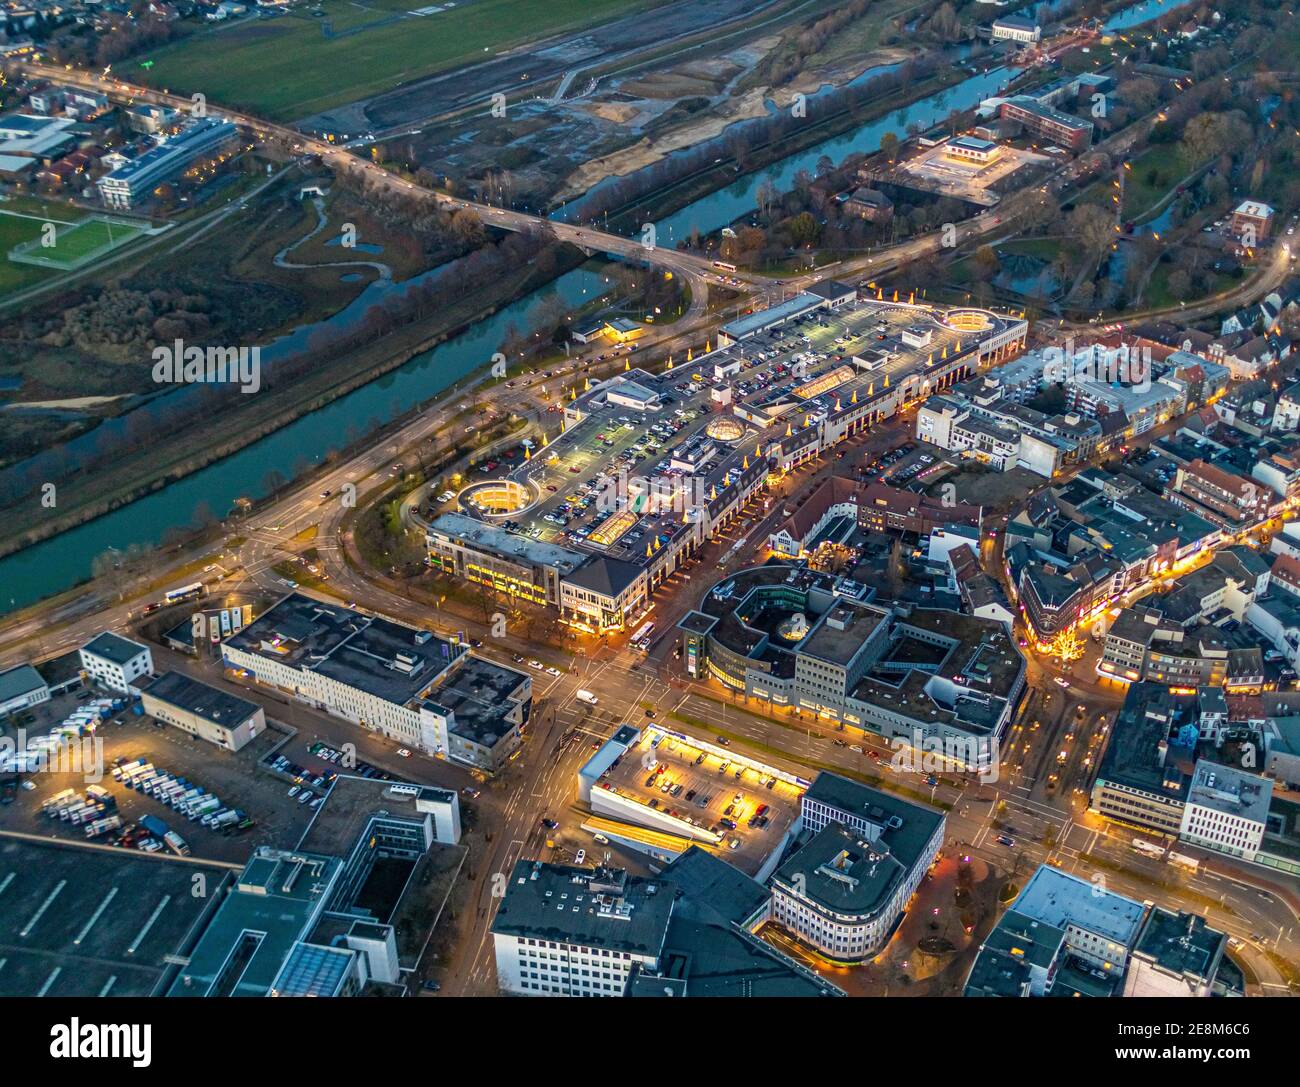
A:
[575,689,599,706]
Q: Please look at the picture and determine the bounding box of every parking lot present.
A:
[0,700,318,863]
[596,727,803,874]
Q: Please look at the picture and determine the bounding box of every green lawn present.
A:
[995,237,1061,261]
[0,213,57,295]
[1123,145,1192,220]
[1142,262,1237,310]
[8,215,145,270]
[136,0,659,121]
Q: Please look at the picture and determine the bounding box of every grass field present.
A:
[8,215,146,271]
[136,0,659,121]
[1123,144,1192,220]
[0,209,72,294]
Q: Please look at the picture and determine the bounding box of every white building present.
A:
[79,631,153,693]
[1178,760,1272,862]
[139,671,265,752]
[770,773,945,961]
[1011,865,1146,974]
[491,862,673,996]
[991,15,1042,42]
[221,594,529,770]
[0,663,50,717]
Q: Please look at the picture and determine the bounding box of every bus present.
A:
[630,621,655,650]
[164,582,205,605]
[712,261,737,273]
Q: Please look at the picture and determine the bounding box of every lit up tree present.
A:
[1046,625,1084,664]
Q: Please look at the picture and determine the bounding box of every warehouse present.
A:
[140,670,266,752]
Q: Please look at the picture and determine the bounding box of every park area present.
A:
[134,0,657,122]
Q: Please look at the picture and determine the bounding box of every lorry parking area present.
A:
[0,711,319,863]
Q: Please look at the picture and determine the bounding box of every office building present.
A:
[221,594,530,770]
[80,631,153,693]
[1178,759,1272,862]
[769,772,944,961]
[96,118,237,209]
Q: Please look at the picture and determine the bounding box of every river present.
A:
[0,0,1191,613]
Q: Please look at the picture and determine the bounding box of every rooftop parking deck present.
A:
[591,726,804,875]
[433,296,1022,577]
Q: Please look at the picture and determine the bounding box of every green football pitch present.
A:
[7,214,146,271]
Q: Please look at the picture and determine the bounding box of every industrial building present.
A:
[139,670,266,752]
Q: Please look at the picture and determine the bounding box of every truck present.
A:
[174,787,203,809]
[60,801,89,822]
[119,761,152,784]
[85,784,113,804]
[212,809,240,829]
[139,814,170,840]
[575,689,599,706]
[70,804,106,827]
[163,830,190,857]
[187,796,220,820]
[85,815,122,839]
[43,788,77,813]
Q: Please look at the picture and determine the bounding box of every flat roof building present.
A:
[492,863,675,997]
[1179,759,1272,863]
[769,772,945,961]
[139,670,266,752]
[222,593,530,769]
[1123,907,1232,997]
[80,631,152,693]
[97,118,237,209]
[0,838,231,997]
[0,663,49,717]
[1011,865,1146,974]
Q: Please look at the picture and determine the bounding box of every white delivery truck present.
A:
[576,690,599,706]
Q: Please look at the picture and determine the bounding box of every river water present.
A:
[0,0,1190,613]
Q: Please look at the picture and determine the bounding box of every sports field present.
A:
[7,214,147,271]
[135,0,658,122]
[0,203,78,293]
